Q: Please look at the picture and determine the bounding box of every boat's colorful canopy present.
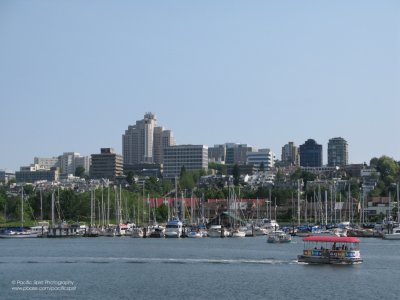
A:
[302,236,360,243]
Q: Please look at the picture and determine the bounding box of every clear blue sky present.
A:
[1,1,399,171]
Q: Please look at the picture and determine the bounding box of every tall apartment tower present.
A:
[281,142,300,166]
[328,137,348,167]
[299,139,323,167]
[122,113,176,165]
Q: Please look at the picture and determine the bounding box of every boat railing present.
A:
[303,249,360,258]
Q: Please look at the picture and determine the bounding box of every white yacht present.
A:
[230,227,247,238]
[267,230,292,243]
[261,219,279,232]
[30,221,49,237]
[131,227,144,238]
[0,228,39,238]
[207,225,230,238]
[164,218,183,238]
[382,227,400,240]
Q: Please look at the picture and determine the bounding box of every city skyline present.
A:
[1,1,399,171]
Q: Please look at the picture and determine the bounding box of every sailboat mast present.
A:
[297,180,301,226]
[51,192,55,226]
[107,185,110,226]
[40,187,43,221]
[325,190,328,225]
[21,187,24,228]
[397,183,400,222]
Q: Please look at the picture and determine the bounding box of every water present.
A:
[0,236,399,300]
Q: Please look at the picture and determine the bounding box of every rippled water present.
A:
[1,236,399,299]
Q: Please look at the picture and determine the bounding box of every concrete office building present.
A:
[299,139,323,167]
[91,148,123,180]
[163,145,208,178]
[208,144,226,163]
[123,113,176,166]
[281,142,300,166]
[0,170,14,183]
[15,165,59,183]
[225,144,254,165]
[246,149,275,169]
[34,157,59,170]
[34,153,90,176]
[328,137,349,167]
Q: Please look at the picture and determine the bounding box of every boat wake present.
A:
[0,257,297,265]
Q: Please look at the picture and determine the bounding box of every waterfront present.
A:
[1,236,399,300]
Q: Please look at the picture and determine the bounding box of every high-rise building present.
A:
[299,139,323,167]
[122,113,176,166]
[328,137,348,167]
[90,148,123,180]
[281,142,300,166]
[246,149,275,169]
[163,145,208,178]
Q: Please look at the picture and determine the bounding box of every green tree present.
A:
[75,166,86,178]
[232,164,240,186]
[179,171,195,191]
[180,165,187,178]
[375,156,399,183]
[209,162,227,175]
[156,204,168,222]
[126,171,134,185]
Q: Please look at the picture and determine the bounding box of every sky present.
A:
[0,0,399,171]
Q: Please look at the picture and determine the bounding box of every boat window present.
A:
[166,225,178,228]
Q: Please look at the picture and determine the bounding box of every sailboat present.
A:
[0,188,39,238]
[228,185,246,238]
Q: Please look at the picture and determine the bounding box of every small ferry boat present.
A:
[297,236,363,264]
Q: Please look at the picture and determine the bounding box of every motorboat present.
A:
[297,236,363,264]
[29,221,49,237]
[164,218,183,238]
[207,225,230,238]
[186,228,202,238]
[230,227,247,238]
[0,228,39,238]
[131,227,144,238]
[149,226,165,238]
[267,230,292,243]
[261,219,279,232]
[382,227,400,240]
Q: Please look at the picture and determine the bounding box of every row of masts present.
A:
[294,181,400,225]
[16,181,400,228]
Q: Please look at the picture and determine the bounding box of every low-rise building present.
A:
[163,145,208,178]
[15,165,59,183]
[90,148,123,180]
[246,149,275,169]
